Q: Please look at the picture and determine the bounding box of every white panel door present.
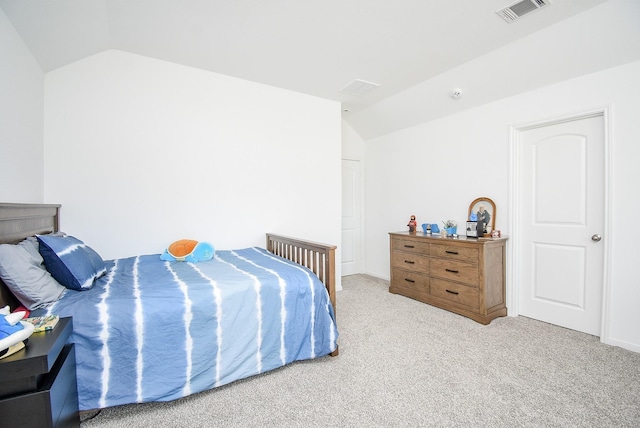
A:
[342,159,362,276]
[519,114,604,335]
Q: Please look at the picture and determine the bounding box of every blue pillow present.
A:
[37,235,106,291]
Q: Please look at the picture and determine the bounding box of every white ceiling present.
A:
[2,0,637,138]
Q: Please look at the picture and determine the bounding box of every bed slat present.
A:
[266,234,335,290]
[266,233,338,354]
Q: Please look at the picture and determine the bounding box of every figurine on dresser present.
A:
[407,215,417,233]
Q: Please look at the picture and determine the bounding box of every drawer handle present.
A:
[404,260,415,264]
[445,250,459,255]
[445,268,459,273]
[404,278,415,283]
[446,289,459,295]
[404,245,415,248]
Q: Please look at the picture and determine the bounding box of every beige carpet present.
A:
[81,274,640,427]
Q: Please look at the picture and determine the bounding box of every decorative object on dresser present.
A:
[468,197,495,237]
[466,221,479,238]
[442,220,457,237]
[389,231,507,324]
[407,215,417,233]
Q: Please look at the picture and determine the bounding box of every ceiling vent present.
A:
[496,0,550,23]
[339,79,380,96]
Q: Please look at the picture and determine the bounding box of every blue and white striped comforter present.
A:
[32,247,338,411]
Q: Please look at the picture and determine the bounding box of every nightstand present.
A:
[0,317,79,428]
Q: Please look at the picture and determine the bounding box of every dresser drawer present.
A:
[391,238,430,255]
[431,278,479,309]
[430,243,478,263]
[429,258,478,286]
[391,251,429,273]
[391,267,429,293]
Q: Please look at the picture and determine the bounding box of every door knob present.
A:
[591,234,602,242]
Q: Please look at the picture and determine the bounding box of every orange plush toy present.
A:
[167,239,198,261]
[160,239,215,262]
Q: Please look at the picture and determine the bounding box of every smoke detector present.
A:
[451,88,463,99]
[497,0,550,23]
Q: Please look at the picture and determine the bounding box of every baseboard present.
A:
[603,337,640,353]
[360,271,389,281]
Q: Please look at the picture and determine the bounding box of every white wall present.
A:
[0,9,45,202]
[342,119,366,161]
[364,60,640,352]
[43,50,342,286]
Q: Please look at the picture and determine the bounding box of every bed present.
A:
[0,202,338,411]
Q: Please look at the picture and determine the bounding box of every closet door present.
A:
[342,159,362,276]
[518,113,605,336]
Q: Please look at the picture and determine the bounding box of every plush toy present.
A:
[0,306,34,357]
[160,239,215,263]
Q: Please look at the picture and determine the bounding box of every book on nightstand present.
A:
[0,341,25,359]
[25,315,60,332]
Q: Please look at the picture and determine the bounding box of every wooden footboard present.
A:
[266,233,339,357]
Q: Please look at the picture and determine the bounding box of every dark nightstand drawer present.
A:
[0,318,79,428]
[0,344,79,428]
[0,317,73,398]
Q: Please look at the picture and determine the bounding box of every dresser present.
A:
[389,231,507,324]
[0,317,79,428]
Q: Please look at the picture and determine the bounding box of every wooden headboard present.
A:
[0,202,61,309]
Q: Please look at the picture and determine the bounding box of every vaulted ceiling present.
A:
[2,0,637,138]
